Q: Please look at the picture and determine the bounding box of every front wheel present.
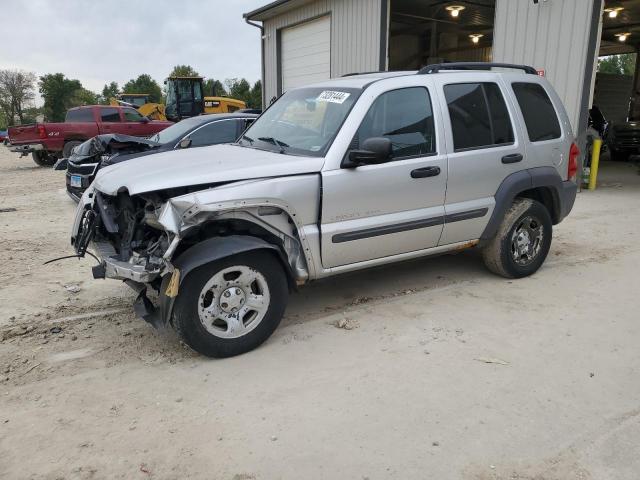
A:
[482,198,552,279]
[171,251,288,358]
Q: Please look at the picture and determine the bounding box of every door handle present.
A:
[411,166,441,178]
[502,153,523,164]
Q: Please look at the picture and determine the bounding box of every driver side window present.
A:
[354,87,436,160]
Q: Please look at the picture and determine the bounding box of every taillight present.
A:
[37,124,47,139]
[568,142,579,182]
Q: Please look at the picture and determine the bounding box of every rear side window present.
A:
[355,87,436,159]
[65,109,94,122]
[512,83,561,142]
[444,83,514,151]
[187,120,238,147]
[100,108,121,122]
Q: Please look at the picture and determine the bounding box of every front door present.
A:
[321,86,447,268]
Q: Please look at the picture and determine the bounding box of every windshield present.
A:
[122,97,147,107]
[239,87,361,156]
[150,117,207,144]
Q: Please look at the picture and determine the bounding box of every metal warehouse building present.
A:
[244,0,640,148]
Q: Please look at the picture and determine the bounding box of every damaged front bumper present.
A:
[71,189,166,284]
[91,240,161,283]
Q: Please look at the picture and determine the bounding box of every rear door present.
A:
[436,79,524,245]
[98,107,123,134]
[321,86,447,268]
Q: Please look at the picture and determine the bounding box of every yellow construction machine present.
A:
[111,77,247,122]
[109,94,166,121]
[164,76,246,121]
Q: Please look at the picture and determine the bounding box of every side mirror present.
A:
[179,138,192,149]
[140,116,150,123]
[342,137,392,168]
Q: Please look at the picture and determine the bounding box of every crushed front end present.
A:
[71,188,175,324]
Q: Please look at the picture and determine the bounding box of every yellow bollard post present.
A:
[588,138,602,191]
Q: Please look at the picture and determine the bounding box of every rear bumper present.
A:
[10,144,44,155]
[559,180,577,221]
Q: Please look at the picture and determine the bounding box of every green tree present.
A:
[0,69,37,124]
[122,74,162,103]
[249,80,262,109]
[38,73,82,122]
[204,78,226,96]
[169,65,200,77]
[225,78,252,105]
[598,54,636,76]
[101,81,119,104]
[21,106,44,124]
[72,87,99,106]
[223,78,261,108]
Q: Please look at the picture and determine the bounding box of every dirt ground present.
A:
[1,145,639,480]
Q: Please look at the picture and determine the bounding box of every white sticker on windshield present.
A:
[317,91,351,104]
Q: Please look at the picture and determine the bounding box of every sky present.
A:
[0,0,268,104]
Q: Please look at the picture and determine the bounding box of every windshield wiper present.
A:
[258,136,289,153]
[240,134,254,145]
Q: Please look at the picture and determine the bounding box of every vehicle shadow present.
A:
[282,249,490,327]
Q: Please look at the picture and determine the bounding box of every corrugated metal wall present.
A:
[262,0,383,101]
[493,0,599,134]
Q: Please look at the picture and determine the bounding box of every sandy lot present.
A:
[1,145,639,479]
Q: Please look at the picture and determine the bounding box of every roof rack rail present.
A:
[341,71,384,77]
[418,62,538,75]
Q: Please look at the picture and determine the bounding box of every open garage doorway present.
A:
[590,0,640,186]
[388,0,495,70]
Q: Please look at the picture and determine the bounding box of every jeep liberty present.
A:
[71,63,578,358]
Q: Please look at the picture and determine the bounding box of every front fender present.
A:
[172,235,286,284]
[157,235,293,327]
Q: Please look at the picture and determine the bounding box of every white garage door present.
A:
[281,15,331,92]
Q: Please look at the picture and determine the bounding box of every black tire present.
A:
[172,250,288,358]
[62,140,83,159]
[31,150,56,167]
[481,198,552,279]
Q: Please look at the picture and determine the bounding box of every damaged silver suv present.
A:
[71,63,578,358]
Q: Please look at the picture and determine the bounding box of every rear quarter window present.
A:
[512,83,561,142]
[65,109,94,122]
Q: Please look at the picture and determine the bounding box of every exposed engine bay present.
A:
[73,186,311,292]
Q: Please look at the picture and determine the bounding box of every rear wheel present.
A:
[171,251,288,358]
[31,151,56,167]
[482,198,552,279]
[62,140,83,159]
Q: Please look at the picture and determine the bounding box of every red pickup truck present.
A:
[8,105,172,166]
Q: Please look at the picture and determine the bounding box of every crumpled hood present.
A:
[93,144,324,195]
[69,133,160,165]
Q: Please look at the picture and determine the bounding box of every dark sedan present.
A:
[63,112,257,200]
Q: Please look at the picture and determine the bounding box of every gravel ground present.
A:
[1,145,639,479]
